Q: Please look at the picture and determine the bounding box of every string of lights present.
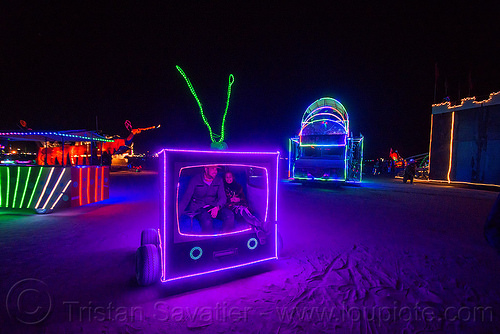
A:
[175,65,235,144]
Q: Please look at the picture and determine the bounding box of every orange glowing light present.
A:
[428,114,433,176]
[87,168,90,204]
[447,112,455,183]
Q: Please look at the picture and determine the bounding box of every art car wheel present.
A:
[141,228,160,247]
[136,244,161,286]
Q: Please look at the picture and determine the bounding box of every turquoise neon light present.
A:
[190,246,203,260]
[247,238,258,250]
[27,168,43,208]
[19,167,31,208]
[176,65,235,143]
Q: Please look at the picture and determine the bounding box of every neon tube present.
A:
[79,168,82,206]
[6,168,10,207]
[160,149,280,282]
[0,167,2,206]
[19,167,32,208]
[50,180,72,210]
[428,114,433,176]
[27,167,43,208]
[95,167,98,202]
[360,137,364,181]
[162,152,167,280]
[162,257,277,283]
[101,167,104,202]
[275,151,280,220]
[87,167,90,204]
[41,169,66,209]
[12,167,21,208]
[35,167,55,208]
[175,66,234,143]
[447,112,455,183]
[175,164,266,238]
[274,224,278,258]
[288,139,291,178]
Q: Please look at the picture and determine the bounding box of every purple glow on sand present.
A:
[160,256,277,283]
[175,164,268,238]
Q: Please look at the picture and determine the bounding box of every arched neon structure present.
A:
[289,97,363,183]
[299,98,349,147]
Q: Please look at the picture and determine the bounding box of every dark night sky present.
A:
[1,2,499,158]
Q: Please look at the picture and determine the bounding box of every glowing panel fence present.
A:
[0,166,109,211]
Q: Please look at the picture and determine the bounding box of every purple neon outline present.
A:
[160,256,277,283]
[275,152,279,221]
[159,149,279,282]
[276,224,279,257]
[162,153,167,280]
[175,163,268,238]
[155,227,164,281]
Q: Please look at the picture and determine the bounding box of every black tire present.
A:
[141,228,160,247]
[136,244,160,286]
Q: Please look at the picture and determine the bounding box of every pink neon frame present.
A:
[175,164,268,238]
[159,148,280,282]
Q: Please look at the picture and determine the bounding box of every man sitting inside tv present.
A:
[178,166,235,234]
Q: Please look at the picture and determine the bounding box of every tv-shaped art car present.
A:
[136,148,280,285]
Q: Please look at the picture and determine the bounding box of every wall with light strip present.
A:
[430,91,500,185]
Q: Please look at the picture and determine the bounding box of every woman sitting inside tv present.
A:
[223,171,267,243]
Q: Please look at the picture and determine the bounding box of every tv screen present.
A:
[158,149,280,281]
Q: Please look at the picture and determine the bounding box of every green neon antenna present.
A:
[176,65,235,149]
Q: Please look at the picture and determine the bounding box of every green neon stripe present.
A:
[19,167,32,208]
[176,65,234,143]
[13,167,21,208]
[0,167,3,206]
[27,167,43,208]
[6,167,10,207]
[0,167,3,208]
[219,74,234,143]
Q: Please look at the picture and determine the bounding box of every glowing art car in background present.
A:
[136,148,280,285]
[288,97,364,183]
[0,130,111,213]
